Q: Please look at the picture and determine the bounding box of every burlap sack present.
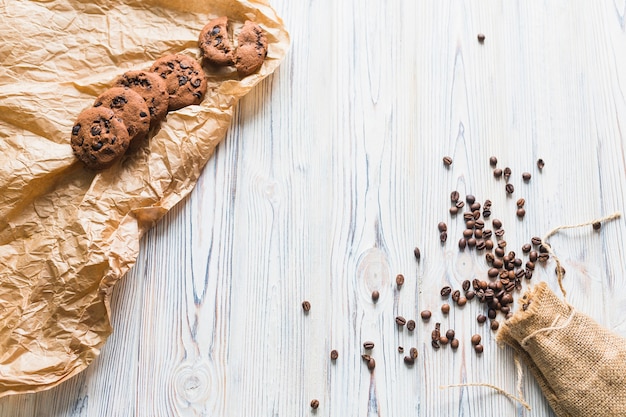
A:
[497,281,626,416]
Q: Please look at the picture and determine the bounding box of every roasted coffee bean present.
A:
[475,219,485,229]
[462,280,471,291]
[501,293,513,305]
[463,212,474,222]
[398,346,405,354]
[471,334,481,345]
[537,158,545,170]
[407,320,416,331]
[470,202,481,211]
[483,199,492,208]
[441,303,450,314]
[494,168,503,178]
[404,355,415,365]
[593,221,601,230]
[452,290,461,302]
[515,269,526,280]
[361,354,371,361]
[395,316,407,326]
[522,172,531,181]
[516,198,525,208]
[302,301,311,312]
[531,236,542,246]
[450,190,460,202]
[477,314,487,323]
[493,259,504,269]
[485,240,494,250]
[446,329,456,340]
[505,183,515,194]
[438,222,448,232]
[466,290,475,300]
[450,339,460,349]
[497,240,507,249]
[440,232,448,242]
[371,290,380,302]
[488,267,499,278]
[482,209,492,218]
[463,229,474,238]
[529,250,538,262]
[555,265,566,276]
[420,310,432,320]
[491,320,500,331]
[432,340,441,349]
[476,240,486,250]
[363,341,375,350]
[504,167,512,179]
[457,296,467,306]
[521,243,531,253]
[514,257,522,267]
[396,274,405,287]
[492,219,503,229]
[414,247,421,260]
[538,253,549,262]
[443,156,453,166]
[441,286,452,297]
[311,399,320,409]
[449,206,459,215]
[526,261,535,270]
[500,306,510,315]
[483,229,492,239]
[330,350,339,360]
[517,208,526,218]
[525,269,533,280]
[456,201,466,209]
[458,238,467,250]
[465,219,476,229]
[489,156,498,166]
[477,33,486,43]
[488,308,497,319]
[473,210,481,220]
[539,244,549,253]
[468,237,477,248]
[466,194,476,204]
[472,278,481,290]
[367,357,376,370]
[485,252,495,264]
[474,344,484,353]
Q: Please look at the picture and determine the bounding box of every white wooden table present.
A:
[2,0,626,416]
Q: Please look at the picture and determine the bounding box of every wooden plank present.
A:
[1,0,626,416]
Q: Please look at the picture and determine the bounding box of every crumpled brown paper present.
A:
[0,0,289,397]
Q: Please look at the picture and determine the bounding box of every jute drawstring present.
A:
[440,211,622,411]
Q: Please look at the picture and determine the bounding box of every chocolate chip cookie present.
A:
[150,54,207,111]
[71,107,130,170]
[235,21,268,77]
[94,87,150,142]
[114,70,169,128]
[199,16,234,66]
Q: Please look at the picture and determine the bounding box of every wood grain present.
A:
[2,0,626,416]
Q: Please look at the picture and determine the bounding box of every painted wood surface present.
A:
[2,0,626,416]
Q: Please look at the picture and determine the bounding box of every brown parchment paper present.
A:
[0,0,289,397]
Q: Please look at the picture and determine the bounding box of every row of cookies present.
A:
[71,17,267,170]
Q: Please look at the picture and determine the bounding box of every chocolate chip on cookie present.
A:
[71,107,130,170]
[114,70,169,128]
[150,54,207,111]
[199,16,234,66]
[235,21,268,77]
[94,87,150,142]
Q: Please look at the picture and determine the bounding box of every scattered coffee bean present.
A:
[489,156,498,166]
[505,183,515,194]
[555,265,566,276]
[407,320,416,331]
[450,339,460,349]
[441,303,450,314]
[538,253,549,263]
[302,301,311,312]
[475,219,485,229]
[330,350,339,360]
[473,210,481,220]
[395,316,407,326]
[526,261,535,270]
[441,286,452,297]
[449,206,459,215]
[396,274,405,287]
[525,269,533,280]
[439,336,449,345]
[493,168,503,178]
[443,156,453,166]
[497,240,507,249]
[446,329,455,340]
[593,221,601,230]
[367,357,376,370]
[421,310,432,320]
[485,252,495,264]
[521,243,531,253]
[440,232,448,242]
[537,158,545,170]
[398,346,404,353]
[457,296,467,306]
[311,399,320,409]
[410,347,418,359]
[477,33,486,43]
[463,212,474,221]
[466,290,475,300]
[531,236,542,246]
[432,340,441,349]
[361,354,371,361]
[450,190,460,202]
[516,198,525,207]
[466,194,476,204]
[414,247,421,260]
[474,344,484,353]
[493,259,504,269]
[488,267,499,278]
[488,308,497,319]
[404,355,415,365]
[482,209,491,218]
[438,222,448,232]
[477,314,487,323]
[465,219,476,229]
[517,208,526,218]
[471,334,481,345]
[458,238,467,250]
[529,250,538,262]
[491,320,500,331]
[468,237,477,247]
[503,167,512,179]
[492,219,503,229]
[462,280,471,291]
[456,201,465,209]
[470,202,481,211]
[476,240,486,250]
[363,341,375,350]
[371,290,380,302]
[452,290,461,302]
[522,172,531,181]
